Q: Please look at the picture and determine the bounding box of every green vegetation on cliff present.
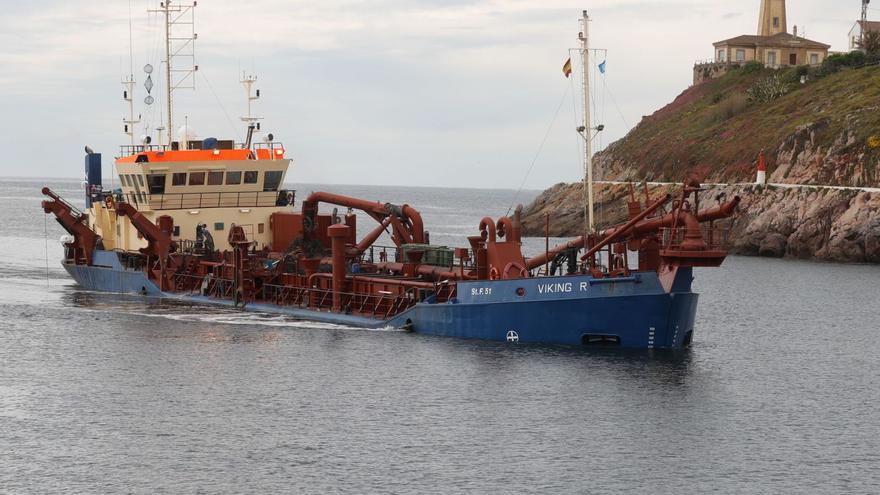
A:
[602,59,880,185]
[523,58,880,262]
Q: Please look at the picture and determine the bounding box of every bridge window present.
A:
[244,171,258,184]
[147,174,166,194]
[136,175,145,187]
[188,172,206,186]
[263,170,283,191]
[172,173,186,186]
[207,171,224,186]
[226,171,242,185]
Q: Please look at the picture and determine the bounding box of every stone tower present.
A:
[757,0,787,36]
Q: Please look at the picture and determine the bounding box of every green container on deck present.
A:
[401,244,454,268]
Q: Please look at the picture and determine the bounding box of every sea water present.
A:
[1,178,878,493]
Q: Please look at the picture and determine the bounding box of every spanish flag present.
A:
[562,57,572,78]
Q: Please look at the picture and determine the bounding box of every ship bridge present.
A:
[114,140,291,211]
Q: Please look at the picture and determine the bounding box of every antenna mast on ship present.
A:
[122,77,141,146]
[578,10,595,238]
[121,0,140,146]
[148,0,198,145]
[240,72,262,148]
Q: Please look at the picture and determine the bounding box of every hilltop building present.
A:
[849,20,880,50]
[694,0,831,84]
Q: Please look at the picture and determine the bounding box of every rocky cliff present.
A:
[522,60,880,263]
[523,182,880,263]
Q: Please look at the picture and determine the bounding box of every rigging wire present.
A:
[198,70,244,143]
[506,82,572,216]
[603,81,630,130]
[570,56,582,179]
[128,0,135,77]
[597,50,607,228]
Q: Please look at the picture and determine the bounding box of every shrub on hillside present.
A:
[747,74,790,102]
[740,60,764,74]
[781,65,810,86]
[707,93,750,124]
[812,51,880,78]
[858,31,880,56]
[829,51,866,69]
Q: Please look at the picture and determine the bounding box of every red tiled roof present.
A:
[858,20,880,32]
[714,32,830,50]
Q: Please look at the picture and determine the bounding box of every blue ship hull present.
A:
[64,250,700,349]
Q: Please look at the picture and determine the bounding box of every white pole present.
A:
[579,10,595,235]
[123,77,138,146]
[164,1,173,145]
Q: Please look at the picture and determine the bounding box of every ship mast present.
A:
[579,10,595,236]
[121,0,139,146]
[240,72,262,148]
[163,3,172,145]
[122,76,140,146]
[148,0,198,146]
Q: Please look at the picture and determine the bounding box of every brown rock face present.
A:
[521,65,880,264]
[521,183,880,264]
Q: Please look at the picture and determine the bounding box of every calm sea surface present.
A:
[1,178,878,494]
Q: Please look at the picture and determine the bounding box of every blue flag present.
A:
[598,60,607,74]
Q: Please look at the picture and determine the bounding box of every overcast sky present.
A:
[0,0,861,189]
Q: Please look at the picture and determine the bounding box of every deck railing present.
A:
[122,191,285,210]
[171,273,419,319]
[118,141,285,157]
[660,225,731,252]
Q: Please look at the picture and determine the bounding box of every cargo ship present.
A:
[42,5,739,349]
